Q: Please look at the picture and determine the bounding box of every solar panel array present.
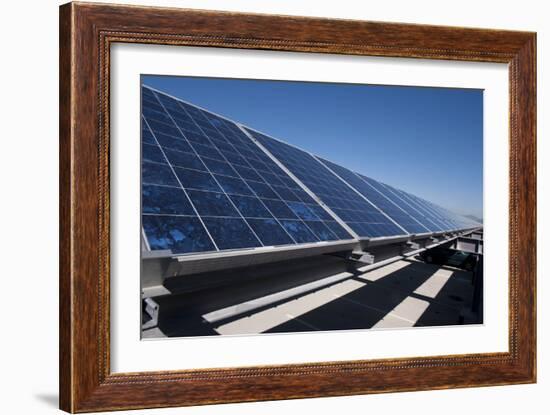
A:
[353,174,442,233]
[316,157,430,235]
[246,129,407,238]
[141,85,480,256]
[141,86,353,255]
[384,184,452,231]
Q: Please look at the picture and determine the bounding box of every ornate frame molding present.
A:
[60,2,536,412]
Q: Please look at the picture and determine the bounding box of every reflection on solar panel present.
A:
[382,184,452,231]
[354,176,445,233]
[246,129,407,238]
[407,192,456,230]
[141,86,353,255]
[316,157,430,235]
[141,85,480,257]
[354,173,439,233]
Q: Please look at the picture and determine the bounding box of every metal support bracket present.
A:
[400,240,420,255]
[351,250,375,265]
[142,297,160,330]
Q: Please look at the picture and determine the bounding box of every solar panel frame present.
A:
[141,84,479,259]
[411,194,458,230]
[421,197,476,230]
[406,190,462,231]
[354,173,443,233]
[372,181,450,232]
[315,157,432,235]
[141,116,221,255]
[176,96,353,244]
[141,85,355,257]
[242,126,410,240]
[383,185,454,232]
[150,91,275,251]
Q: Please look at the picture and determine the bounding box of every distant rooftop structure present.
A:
[140,85,480,260]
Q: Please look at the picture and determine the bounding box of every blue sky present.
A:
[143,75,483,219]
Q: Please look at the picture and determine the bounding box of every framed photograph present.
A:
[59,2,536,412]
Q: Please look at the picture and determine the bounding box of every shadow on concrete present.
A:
[146,256,479,338]
[267,262,435,333]
[151,255,352,337]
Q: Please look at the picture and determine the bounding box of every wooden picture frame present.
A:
[59,2,536,412]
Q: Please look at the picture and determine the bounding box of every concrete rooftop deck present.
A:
[143,257,477,339]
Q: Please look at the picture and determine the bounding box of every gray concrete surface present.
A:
[142,257,478,339]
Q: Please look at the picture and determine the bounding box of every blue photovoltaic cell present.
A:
[317,158,431,235]
[228,195,273,218]
[428,201,472,229]
[245,129,407,238]
[141,125,156,145]
[406,192,455,230]
[202,217,262,250]
[325,220,356,239]
[142,144,167,164]
[155,133,194,154]
[141,161,179,187]
[260,199,298,219]
[142,215,215,254]
[356,174,445,233]
[246,218,295,246]
[426,196,475,230]
[214,175,256,196]
[381,184,452,231]
[141,85,353,255]
[174,168,222,192]
[142,184,195,216]
[280,220,319,243]
[413,194,475,230]
[305,221,339,241]
[186,189,240,218]
[163,148,204,170]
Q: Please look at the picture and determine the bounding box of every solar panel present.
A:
[383,185,453,231]
[141,86,353,255]
[316,158,431,235]
[421,197,476,230]
[409,193,458,230]
[141,84,478,257]
[244,128,408,239]
[354,174,443,233]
